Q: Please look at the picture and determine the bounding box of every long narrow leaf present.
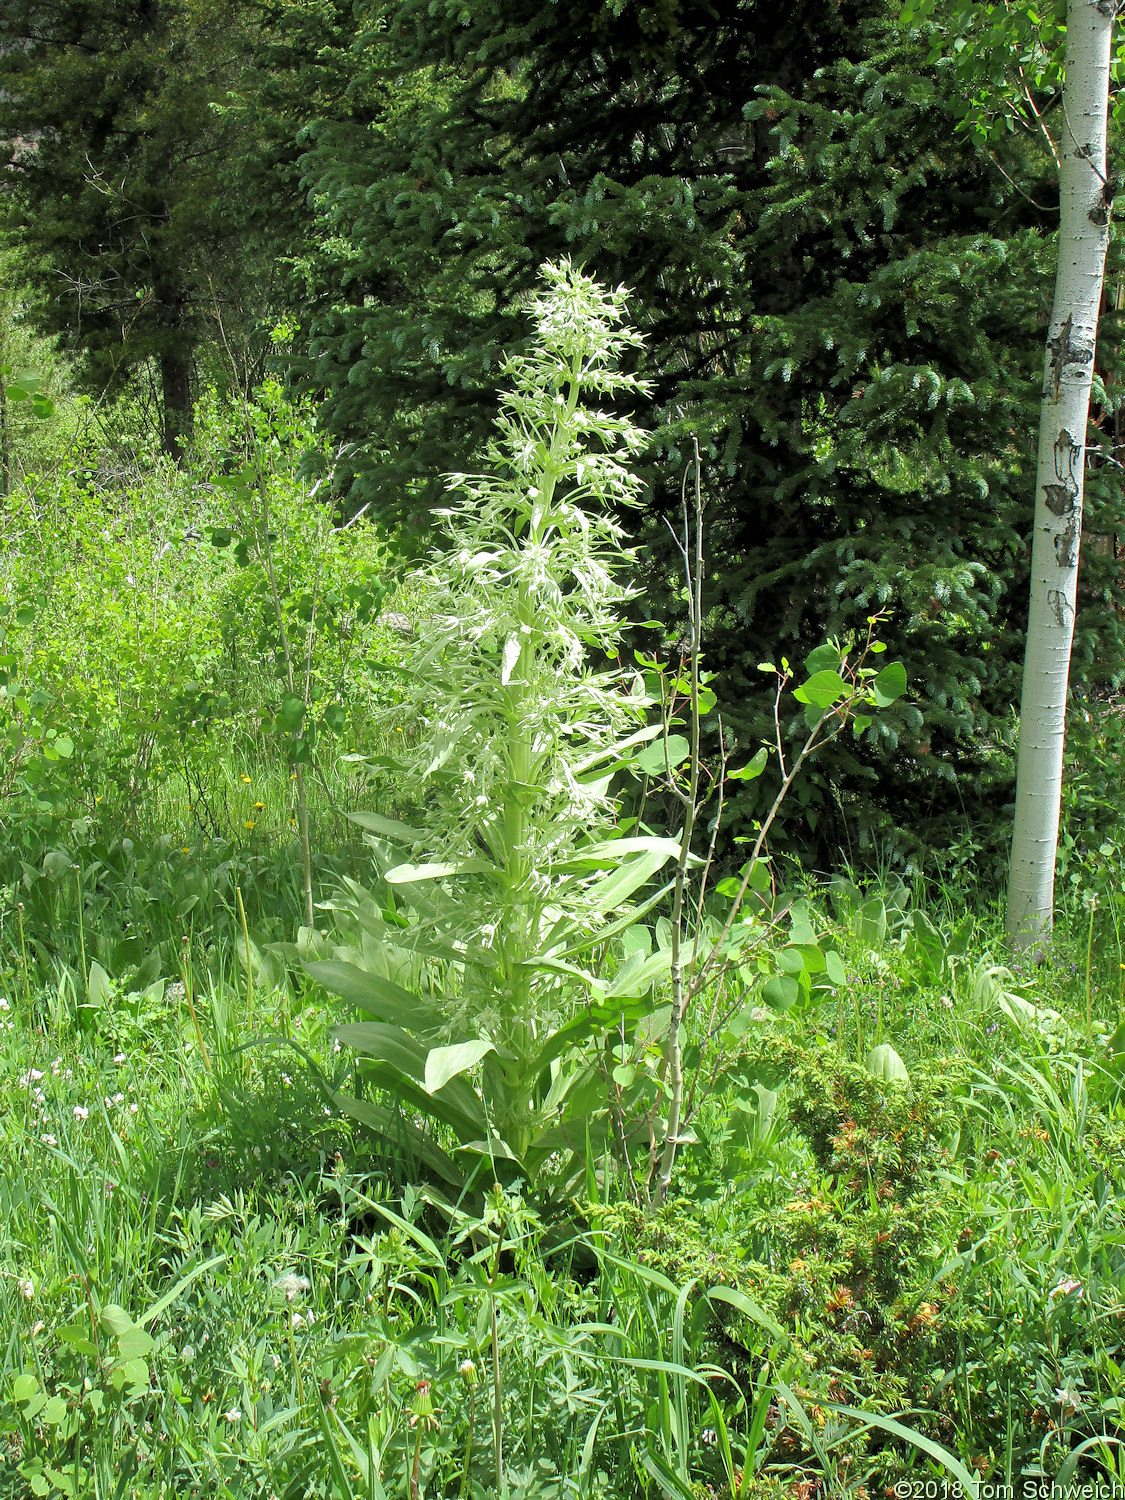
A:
[822,1402,979,1496]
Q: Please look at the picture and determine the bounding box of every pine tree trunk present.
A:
[159,344,193,463]
[1007,0,1116,949]
[155,274,193,462]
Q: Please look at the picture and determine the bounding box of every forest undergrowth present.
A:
[1,268,1125,1500]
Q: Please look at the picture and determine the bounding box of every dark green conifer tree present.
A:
[298,0,1125,862]
[0,0,264,455]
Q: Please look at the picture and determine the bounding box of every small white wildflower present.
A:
[113,1092,124,1104]
[940,995,954,1010]
[0,997,10,1010]
[252,1145,261,1157]
[181,1345,195,1361]
[274,1273,311,1302]
[18,1278,34,1300]
[224,1408,241,1423]
[113,1052,127,1065]
[40,1134,57,1146]
[291,1312,305,1329]
[332,1037,341,1055]
[1055,1385,1083,1413]
[281,1073,293,1086]
[73,1105,89,1121]
[129,1102,138,1113]
[31,1321,44,1336]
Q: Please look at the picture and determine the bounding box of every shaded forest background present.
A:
[3,0,1124,876]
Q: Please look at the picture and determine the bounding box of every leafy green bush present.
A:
[0,380,398,852]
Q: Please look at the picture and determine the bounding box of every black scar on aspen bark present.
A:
[1047,589,1071,627]
[1047,317,1095,399]
[1044,482,1078,518]
[1054,517,1079,569]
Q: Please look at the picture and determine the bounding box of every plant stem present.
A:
[1085,901,1096,1043]
[459,1387,476,1499]
[75,865,87,999]
[236,884,254,1039]
[490,1214,505,1494]
[286,1317,306,1410]
[656,444,704,1203]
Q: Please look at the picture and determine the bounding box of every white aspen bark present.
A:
[1007,0,1117,949]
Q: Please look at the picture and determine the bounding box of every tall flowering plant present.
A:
[310,262,679,1181]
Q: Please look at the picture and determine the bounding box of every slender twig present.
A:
[656,441,705,1202]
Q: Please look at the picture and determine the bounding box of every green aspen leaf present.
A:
[804,643,841,674]
[56,1327,98,1357]
[871,660,907,706]
[612,1062,635,1088]
[824,950,847,986]
[728,746,768,781]
[636,733,691,775]
[422,1039,496,1094]
[792,669,847,708]
[115,1326,154,1359]
[11,1373,40,1402]
[276,693,306,731]
[777,947,805,974]
[40,1396,68,1425]
[791,943,826,974]
[762,974,799,1011]
[98,1305,133,1338]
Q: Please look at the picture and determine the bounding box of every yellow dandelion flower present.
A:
[245,820,256,831]
[240,774,252,784]
[95,796,103,804]
[253,801,264,810]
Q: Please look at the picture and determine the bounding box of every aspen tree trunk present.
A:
[1007,0,1117,949]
